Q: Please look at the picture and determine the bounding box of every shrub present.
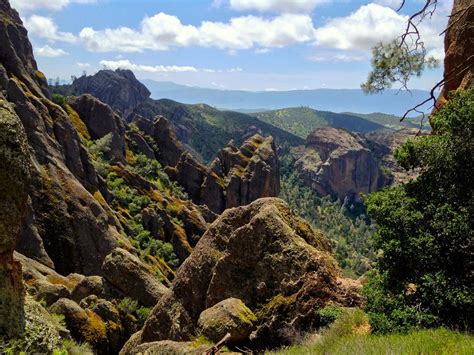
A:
[318,305,344,327]
[364,89,474,333]
[118,297,139,315]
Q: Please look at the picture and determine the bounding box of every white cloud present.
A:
[34,45,68,57]
[77,62,91,68]
[80,12,316,52]
[10,0,96,12]
[100,60,199,73]
[373,0,403,9]
[99,59,245,74]
[314,4,407,51]
[24,15,76,43]
[309,53,366,62]
[228,0,328,13]
[313,3,447,59]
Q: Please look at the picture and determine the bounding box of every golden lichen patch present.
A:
[34,70,46,81]
[65,104,91,140]
[82,310,107,344]
[93,190,108,209]
[45,275,77,291]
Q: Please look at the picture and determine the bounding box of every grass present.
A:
[271,309,474,355]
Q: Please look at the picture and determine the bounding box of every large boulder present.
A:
[0,95,30,338]
[102,248,168,307]
[295,127,391,201]
[127,198,360,350]
[198,298,257,343]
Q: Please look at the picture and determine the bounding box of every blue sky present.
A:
[12,0,452,91]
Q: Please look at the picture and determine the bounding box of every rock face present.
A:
[365,128,420,184]
[294,127,391,201]
[436,0,474,109]
[130,198,360,349]
[68,94,126,162]
[72,69,150,118]
[102,248,168,307]
[0,95,30,338]
[0,0,124,276]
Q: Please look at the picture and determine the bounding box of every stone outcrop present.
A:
[68,94,126,162]
[101,248,168,307]
[71,69,150,118]
[436,0,474,110]
[294,127,391,201]
[127,198,360,350]
[0,95,30,338]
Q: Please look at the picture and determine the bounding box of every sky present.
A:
[11,0,453,91]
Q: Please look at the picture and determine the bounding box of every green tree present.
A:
[363,89,473,333]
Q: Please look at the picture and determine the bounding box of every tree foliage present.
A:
[362,39,438,94]
[363,89,474,333]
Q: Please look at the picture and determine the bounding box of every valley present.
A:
[0,0,472,354]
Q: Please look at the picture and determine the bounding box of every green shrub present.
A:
[364,89,474,333]
[136,306,152,325]
[118,297,139,315]
[51,93,66,108]
[318,305,344,326]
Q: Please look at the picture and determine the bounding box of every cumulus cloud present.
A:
[77,62,91,68]
[34,45,68,57]
[80,12,316,52]
[24,15,77,43]
[314,4,407,51]
[10,0,96,12]
[313,3,447,59]
[228,0,328,13]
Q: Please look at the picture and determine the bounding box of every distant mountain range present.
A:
[141,80,431,116]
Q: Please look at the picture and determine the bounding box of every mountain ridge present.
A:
[141,79,431,116]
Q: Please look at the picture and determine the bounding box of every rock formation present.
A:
[365,128,420,184]
[127,198,361,350]
[294,127,391,201]
[132,114,280,213]
[71,69,150,119]
[0,95,30,338]
[436,0,474,109]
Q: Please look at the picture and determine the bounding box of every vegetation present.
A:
[117,297,151,325]
[255,107,385,138]
[362,39,438,94]
[363,89,474,333]
[279,153,374,277]
[84,130,184,270]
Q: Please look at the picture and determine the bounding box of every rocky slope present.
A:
[123,198,361,352]
[293,127,391,201]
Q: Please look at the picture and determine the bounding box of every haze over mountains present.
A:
[141,79,431,116]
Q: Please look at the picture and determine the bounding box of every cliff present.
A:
[294,127,391,201]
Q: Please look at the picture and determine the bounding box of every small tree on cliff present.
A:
[362,0,474,119]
